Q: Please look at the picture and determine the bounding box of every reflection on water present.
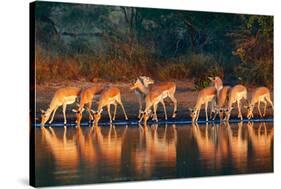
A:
[35,122,273,186]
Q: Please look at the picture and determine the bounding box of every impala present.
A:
[245,87,274,119]
[188,86,217,123]
[72,85,104,125]
[91,87,128,124]
[138,82,177,123]
[130,76,154,118]
[224,84,247,121]
[208,76,224,118]
[212,86,231,121]
[41,87,81,126]
[208,76,223,92]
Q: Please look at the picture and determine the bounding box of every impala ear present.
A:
[40,109,46,113]
[244,105,250,109]
[72,109,77,113]
[188,108,193,112]
[91,109,96,114]
[99,109,103,114]
[81,108,85,112]
[76,103,80,107]
[208,77,214,81]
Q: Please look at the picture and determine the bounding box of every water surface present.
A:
[35,122,273,186]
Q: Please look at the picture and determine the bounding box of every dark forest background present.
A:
[34,2,273,88]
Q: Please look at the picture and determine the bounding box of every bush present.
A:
[188,54,224,89]
[235,58,273,88]
[35,49,228,86]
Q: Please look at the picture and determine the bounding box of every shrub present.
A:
[188,54,224,89]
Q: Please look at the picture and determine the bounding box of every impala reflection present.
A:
[133,124,177,177]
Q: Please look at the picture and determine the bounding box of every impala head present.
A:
[215,107,227,121]
[140,109,153,123]
[188,108,197,123]
[245,104,254,119]
[72,107,85,125]
[91,109,103,124]
[40,109,51,126]
[208,76,223,90]
[139,76,154,87]
[130,76,154,90]
[223,107,232,121]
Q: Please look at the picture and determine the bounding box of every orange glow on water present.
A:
[35,122,273,185]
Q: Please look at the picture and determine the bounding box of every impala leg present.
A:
[266,96,274,111]
[213,110,217,121]
[153,103,159,121]
[169,93,177,118]
[87,102,93,121]
[117,97,128,120]
[196,106,201,122]
[113,102,117,120]
[226,107,231,122]
[225,109,229,122]
[107,104,112,123]
[194,110,198,122]
[139,112,144,123]
[209,100,214,119]
[49,107,58,124]
[257,100,262,118]
[237,101,242,120]
[160,100,167,120]
[263,101,267,117]
[205,102,208,122]
[62,103,67,124]
[137,96,142,119]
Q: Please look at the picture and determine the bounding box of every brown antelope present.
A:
[224,84,247,121]
[130,76,154,118]
[245,87,274,119]
[41,87,81,126]
[188,86,217,123]
[138,82,177,123]
[91,87,128,124]
[212,86,231,121]
[208,76,223,92]
[208,76,224,117]
[72,86,104,125]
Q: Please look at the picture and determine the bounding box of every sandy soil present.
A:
[34,80,274,124]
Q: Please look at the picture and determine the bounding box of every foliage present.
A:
[229,15,273,86]
[34,2,273,88]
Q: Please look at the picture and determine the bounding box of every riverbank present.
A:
[34,80,274,124]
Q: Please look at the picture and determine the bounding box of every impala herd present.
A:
[40,76,273,126]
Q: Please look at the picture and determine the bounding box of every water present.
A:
[34,122,273,186]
